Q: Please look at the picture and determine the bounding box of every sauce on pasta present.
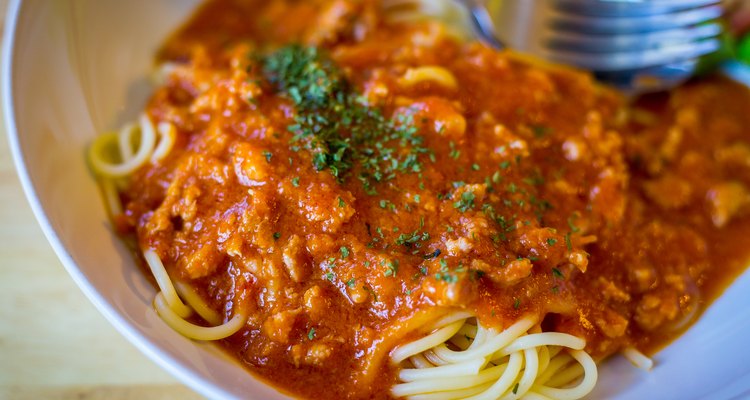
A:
[91,0,750,398]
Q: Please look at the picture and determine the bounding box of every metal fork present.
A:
[475,0,726,93]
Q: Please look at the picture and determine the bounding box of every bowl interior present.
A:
[4,1,289,398]
[5,1,750,399]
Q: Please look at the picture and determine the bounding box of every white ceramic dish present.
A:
[4,1,750,399]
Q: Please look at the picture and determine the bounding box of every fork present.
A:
[384,0,726,93]
[481,0,725,92]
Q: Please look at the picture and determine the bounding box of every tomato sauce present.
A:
[119,1,750,398]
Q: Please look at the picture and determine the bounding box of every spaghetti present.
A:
[86,0,750,399]
[89,115,246,342]
[87,78,605,400]
[390,314,597,400]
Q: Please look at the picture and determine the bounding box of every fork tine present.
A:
[548,5,723,34]
[543,38,721,71]
[465,2,505,49]
[543,23,723,53]
[552,0,721,17]
[383,0,724,91]
[596,60,700,92]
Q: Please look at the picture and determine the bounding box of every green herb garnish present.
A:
[261,45,429,188]
[384,260,399,277]
[453,191,476,212]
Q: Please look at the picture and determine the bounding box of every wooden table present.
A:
[0,1,200,398]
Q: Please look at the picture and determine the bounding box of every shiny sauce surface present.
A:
[119,1,750,398]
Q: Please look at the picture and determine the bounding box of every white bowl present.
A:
[4,1,750,399]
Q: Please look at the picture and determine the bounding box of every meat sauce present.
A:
[119,0,750,398]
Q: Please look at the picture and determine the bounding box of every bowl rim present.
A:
[1,1,237,399]
[6,1,750,399]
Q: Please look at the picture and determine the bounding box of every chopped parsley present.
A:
[546,238,557,246]
[261,45,429,189]
[338,197,346,208]
[513,298,521,310]
[273,232,281,240]
[340,246,350,258]
[435,272,458,283]
[449,141,461,159]
[435,258,458,283]
[346,278,356,288]
[567,216,580,233]
[395,229,429,247]
[261,45,350,176]
[531,124,551,138]
[522,172,545,186]
[453,191,476,212]
[552,267,564,279]
[308,327,316,340]
[291,176,300,187]
[384,260,399,277]
[263,150,273,163]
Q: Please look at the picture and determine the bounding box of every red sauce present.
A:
[117,1,750,398]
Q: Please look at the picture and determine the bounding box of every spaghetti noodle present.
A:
[89,115,246,341]
[87,0,750,399]
[390,314,597,399]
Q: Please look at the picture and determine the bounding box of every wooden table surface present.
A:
[0,1,201,399]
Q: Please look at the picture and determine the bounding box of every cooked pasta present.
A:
[88,1,750,399]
